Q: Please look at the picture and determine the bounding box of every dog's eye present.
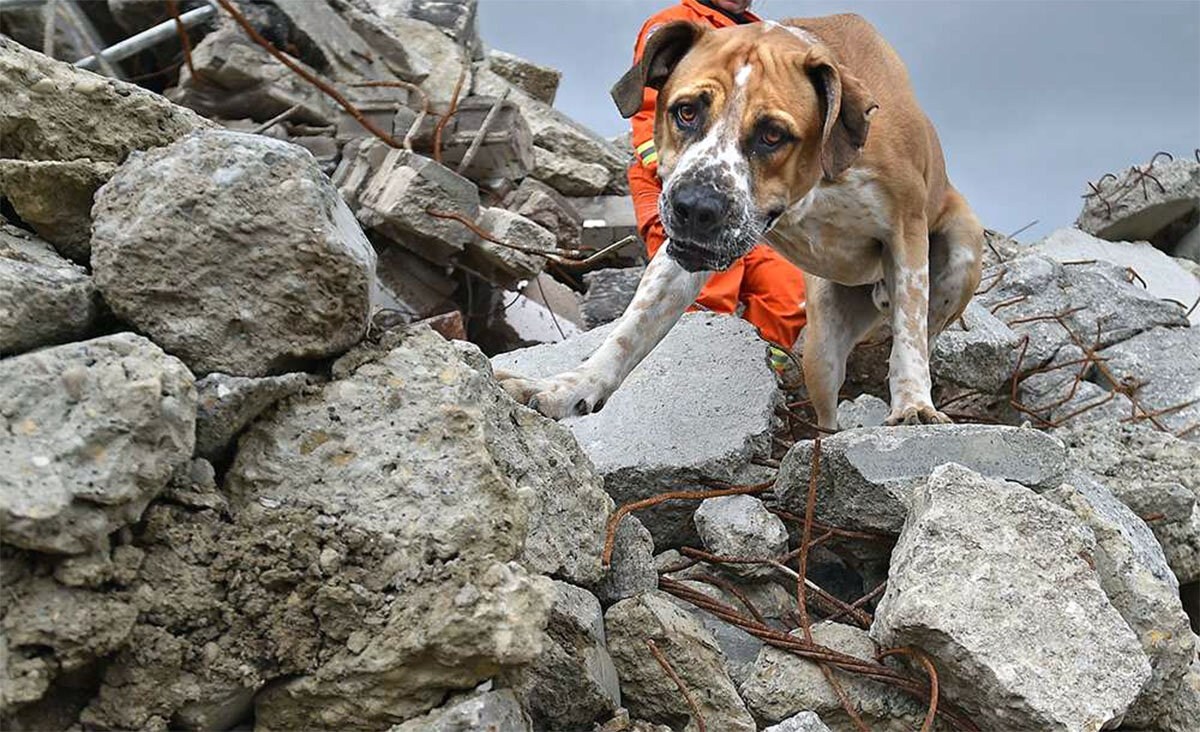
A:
[758,126,788,150]
[674,103,699,127]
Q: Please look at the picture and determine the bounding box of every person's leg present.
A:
[738,244,807,347]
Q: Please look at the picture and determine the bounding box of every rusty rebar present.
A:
[878,647,940,732]
[645,639,706,732]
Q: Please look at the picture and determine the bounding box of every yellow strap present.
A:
[641,151,658,165]
[635,139,656,154]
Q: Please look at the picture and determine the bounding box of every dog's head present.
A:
[612,22,878,272]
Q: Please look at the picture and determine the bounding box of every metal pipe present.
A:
[73,4,215,70]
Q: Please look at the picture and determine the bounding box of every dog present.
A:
[496,14,984,431]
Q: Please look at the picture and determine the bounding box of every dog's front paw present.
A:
[494,369,612,420]
[884,402,952,426]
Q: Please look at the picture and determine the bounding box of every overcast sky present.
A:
[478,0,1200,240]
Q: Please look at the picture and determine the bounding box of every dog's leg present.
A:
[496,251,709,419]
[927,191,984,345]
[882,216,950,425]
[802,275,884,431]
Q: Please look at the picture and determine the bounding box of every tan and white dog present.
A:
[497,14,984,430]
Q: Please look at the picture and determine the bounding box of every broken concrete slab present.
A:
[273,0,394,82]
[504,177,584,250]
[1056,418,1200,584]
[373,243,460,324]
[974,254,1188,369]
[0,333,196,554]
[92,131,376,377]
[408,95,534,186]
[0,36,213,164]
[0,159,116,261]
[463,207,549,289]
[1096,326,1200,440]
[930,299,1022,392]
[740,621,926,729]
[776,425,1068,533]
[166,26,336,126]
[532,145,610,196]
[605,591,756,732]
[1049,473,1195,729]
[373,13,472,103]
[406,0,481,50]
[1037,228,1200,325]
[582,267,644,329]
[335,140,481,265]
[590,515,657,608]
[835,394,889,430]
[390,689,531,731]
[693,495,788,579]
[1077,159,1200,256]
[194,372,310,464]
[492,312,780,548]
[504,580,621,730]
[0,222,99,357]
[871,463,1151,731]
[486,49,561,105]
[337,2,431,83]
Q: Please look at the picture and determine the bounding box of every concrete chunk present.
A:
[930,299,1022,391]
[0,334,196,554]
[194,372,309,464]
[763,712,833,732]
[1096,326,1200,440]
[532,145,610,196]
[389,689,531,731]
[582,267,645,329]
[835,394,889,430]
[591,515,657,607]
[505,581,621,730]
[464,207,549,289]
[0,159,115,261]
[871,463,1151,731]
[91,131,376,377]
[694,495,788,579]
[0,222,98,356]
[486,49,561,105]
[1048,473,1195,728]
[1076,159,1200,257]
[504,178,584,250]
[777,425,1068,533]
[605,592,755,732]
[492,312,781,548]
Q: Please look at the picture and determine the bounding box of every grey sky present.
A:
[479,0,1200,240]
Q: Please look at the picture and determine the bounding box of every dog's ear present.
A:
[804,47,879,180]
[611,21,705,119]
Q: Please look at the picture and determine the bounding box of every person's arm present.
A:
[629,19,666,256]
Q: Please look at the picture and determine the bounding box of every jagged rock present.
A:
[0,222,98,356]
[1037,228,1200,325]
[835,394,888,430]
[740,621,926,729]
[605,591,756,732]
[504,581,621,730]
[582,267,644,329]
[591,515,657,608]
[389,689,531,731]
[532,145,610,196]
[871,463,1151,731]
[92,131,376,377]
[274,0,394,82]
[776,425,1067,533]
[406,0,480,49]
[693,495,788,579]
[486,49,561,105]
[84,329,578,729]
[408,96,534,186]
[371,13,471,102]
[504,178,584,250]
[0,333,196,554]
[492,312,780,549]
[474,67,627,185]
[194,372,310,463]
[0,36,213,163]
[161,457,230,515]
[338,4,431,83]
[334,140,481,265]
[464,207,548,289]
[1048,473,1195,728]
[1055,419,1200,584]
[0,159,115,260]
[167,27,336,125]
[1141,658,1200,732]
[764,712,833,732]
[1097,326,1200,440]
[1076,159,1200,255]
[973,255,1187,368]
[0,549,137,718]
[930,299,1022,391]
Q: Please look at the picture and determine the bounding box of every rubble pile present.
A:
[1,2,1198,731]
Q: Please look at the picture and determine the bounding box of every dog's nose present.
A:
[672,186,726,241]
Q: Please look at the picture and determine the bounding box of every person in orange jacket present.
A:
[628,0,808,350]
